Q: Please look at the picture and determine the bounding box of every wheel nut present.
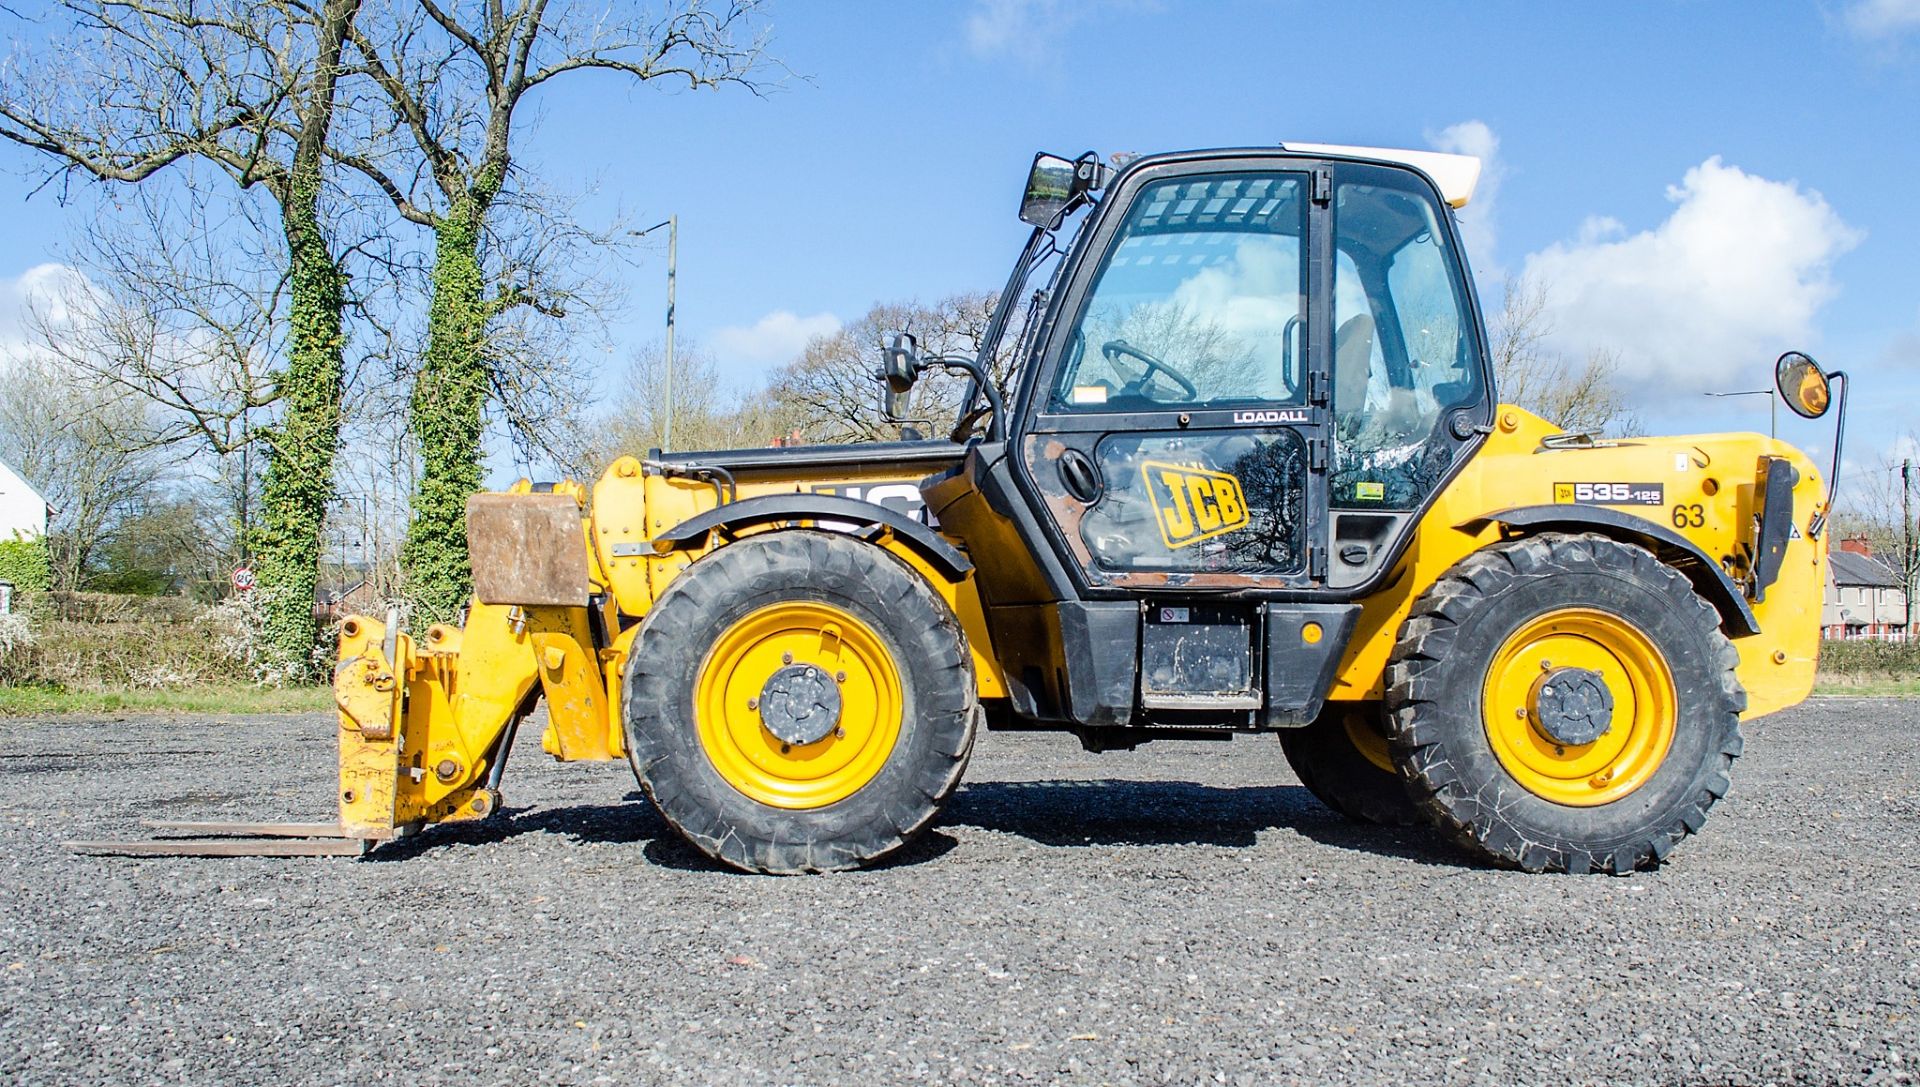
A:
[746,697,759,711]
[782,652,793,665]
[835,671,847,683]
[833,727,845,739]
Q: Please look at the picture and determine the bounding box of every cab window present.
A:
[1050,173,1307,411]
[1331,168,1484,508]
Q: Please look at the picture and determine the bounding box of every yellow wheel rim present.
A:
[1481,608,1677,807]
[696,601,903,810]
[1342,706,1396,775]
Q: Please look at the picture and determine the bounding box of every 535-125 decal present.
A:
[1554,481,1665,506]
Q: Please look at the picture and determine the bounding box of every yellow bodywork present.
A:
[1323,407,1826,719]
[331,405,1826,839]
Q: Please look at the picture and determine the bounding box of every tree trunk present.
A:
[401,195,492,625]
[252,0,360,681]
[253,173,348,680]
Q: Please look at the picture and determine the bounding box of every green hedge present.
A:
[0,536,50,592]
[1818,637,1920,678]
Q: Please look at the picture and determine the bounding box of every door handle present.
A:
[1058,448,1102,503]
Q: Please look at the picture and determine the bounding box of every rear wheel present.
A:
[1278,701,1421,826]
[624,530,977,873]
[1385,533,1745,873]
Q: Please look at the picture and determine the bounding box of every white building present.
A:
[1823,541,1909,639]
[0,457,49,542]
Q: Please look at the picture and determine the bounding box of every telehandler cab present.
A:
[76,144,1844,874]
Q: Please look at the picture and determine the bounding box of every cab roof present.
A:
[1278,142,1483,209]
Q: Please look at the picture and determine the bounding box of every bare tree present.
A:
[328,0,774,622]
[22,186,283,541]
[0,0,369,676]
[1488,275,1637,436]
[556,339,787,478]
[1837,440,1920,630]
[0,354,172,591]
[766,292,1014,444]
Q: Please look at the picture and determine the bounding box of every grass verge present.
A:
[0,683,330,717]
[1813,677,1920,698]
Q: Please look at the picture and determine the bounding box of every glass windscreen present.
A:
[1331,168,1484,509]
[1050,173,1307,411]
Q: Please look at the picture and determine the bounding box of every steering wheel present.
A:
[1102,339,1199,401]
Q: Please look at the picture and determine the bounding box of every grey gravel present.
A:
[2,698,1917,1086]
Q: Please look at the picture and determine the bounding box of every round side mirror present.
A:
[1775,351,1832,419]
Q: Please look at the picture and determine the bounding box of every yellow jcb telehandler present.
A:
[76,144,1846,874]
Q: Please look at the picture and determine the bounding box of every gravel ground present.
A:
[2,698,1917,1087]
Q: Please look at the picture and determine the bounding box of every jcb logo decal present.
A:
[1141,461,1249,549]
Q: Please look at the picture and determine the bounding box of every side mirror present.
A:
[881,386,912,423]
[882,331,921,394]
[1776,351,1832,419]
[1019,153,1079,227]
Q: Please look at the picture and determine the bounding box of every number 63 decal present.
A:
[1670,503,1705,529]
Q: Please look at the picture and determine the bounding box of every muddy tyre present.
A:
[1385,532,1745,873]
[1279,701,1421,826]
[624,530,977,874]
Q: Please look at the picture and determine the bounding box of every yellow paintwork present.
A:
[1480,607,1677,806]
[330,402,1825,840]
[1325,406,1828,721]
[696,601,904,809]
[1339,704,1396,775]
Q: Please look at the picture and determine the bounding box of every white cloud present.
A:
[710,310,840,369]
[1519,156,1860,392]
[963,0,1103,62]
[1845,0,1920,37]
[1427,120,1503,277]
[0,263,90,361]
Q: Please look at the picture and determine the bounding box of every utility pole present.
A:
[665,214,677,452]
[1703,388,1777,438]
[1905,459,1914,631]
[631,215,679,451]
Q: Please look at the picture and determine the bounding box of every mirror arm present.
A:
[1808,370,1848,539]
[925,353,1006,442]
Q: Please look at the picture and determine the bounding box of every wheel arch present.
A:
[652,493,973,581]
[1464,505,1759,638]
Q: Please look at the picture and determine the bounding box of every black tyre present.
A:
[624,530,977,874]
[1385,533,1745,873]
[1278,701,1422,826]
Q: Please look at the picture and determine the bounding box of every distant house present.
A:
[0,457,49,542]
[1823,538,1909,639]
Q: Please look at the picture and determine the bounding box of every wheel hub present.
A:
[1530,666,1614,747]
[757,663,842,746]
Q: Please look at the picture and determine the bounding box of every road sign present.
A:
[231,567,257,593]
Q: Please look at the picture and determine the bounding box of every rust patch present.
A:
[467,493,589,607]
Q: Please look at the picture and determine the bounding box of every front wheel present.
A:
[1278,701,1421,826]
[624,530,978,873]
[1385,533,1745,873]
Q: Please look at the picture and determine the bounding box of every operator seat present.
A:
[1333,313,1376,432]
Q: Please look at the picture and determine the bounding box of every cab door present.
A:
[1016,161,1333,592]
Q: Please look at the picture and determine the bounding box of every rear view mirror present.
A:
[1775,351,1831,419]
[882,387,912,423]
[1019,153,1078,227]
[882,331,921,394]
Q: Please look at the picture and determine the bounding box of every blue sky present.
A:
[3,0,1918,480]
